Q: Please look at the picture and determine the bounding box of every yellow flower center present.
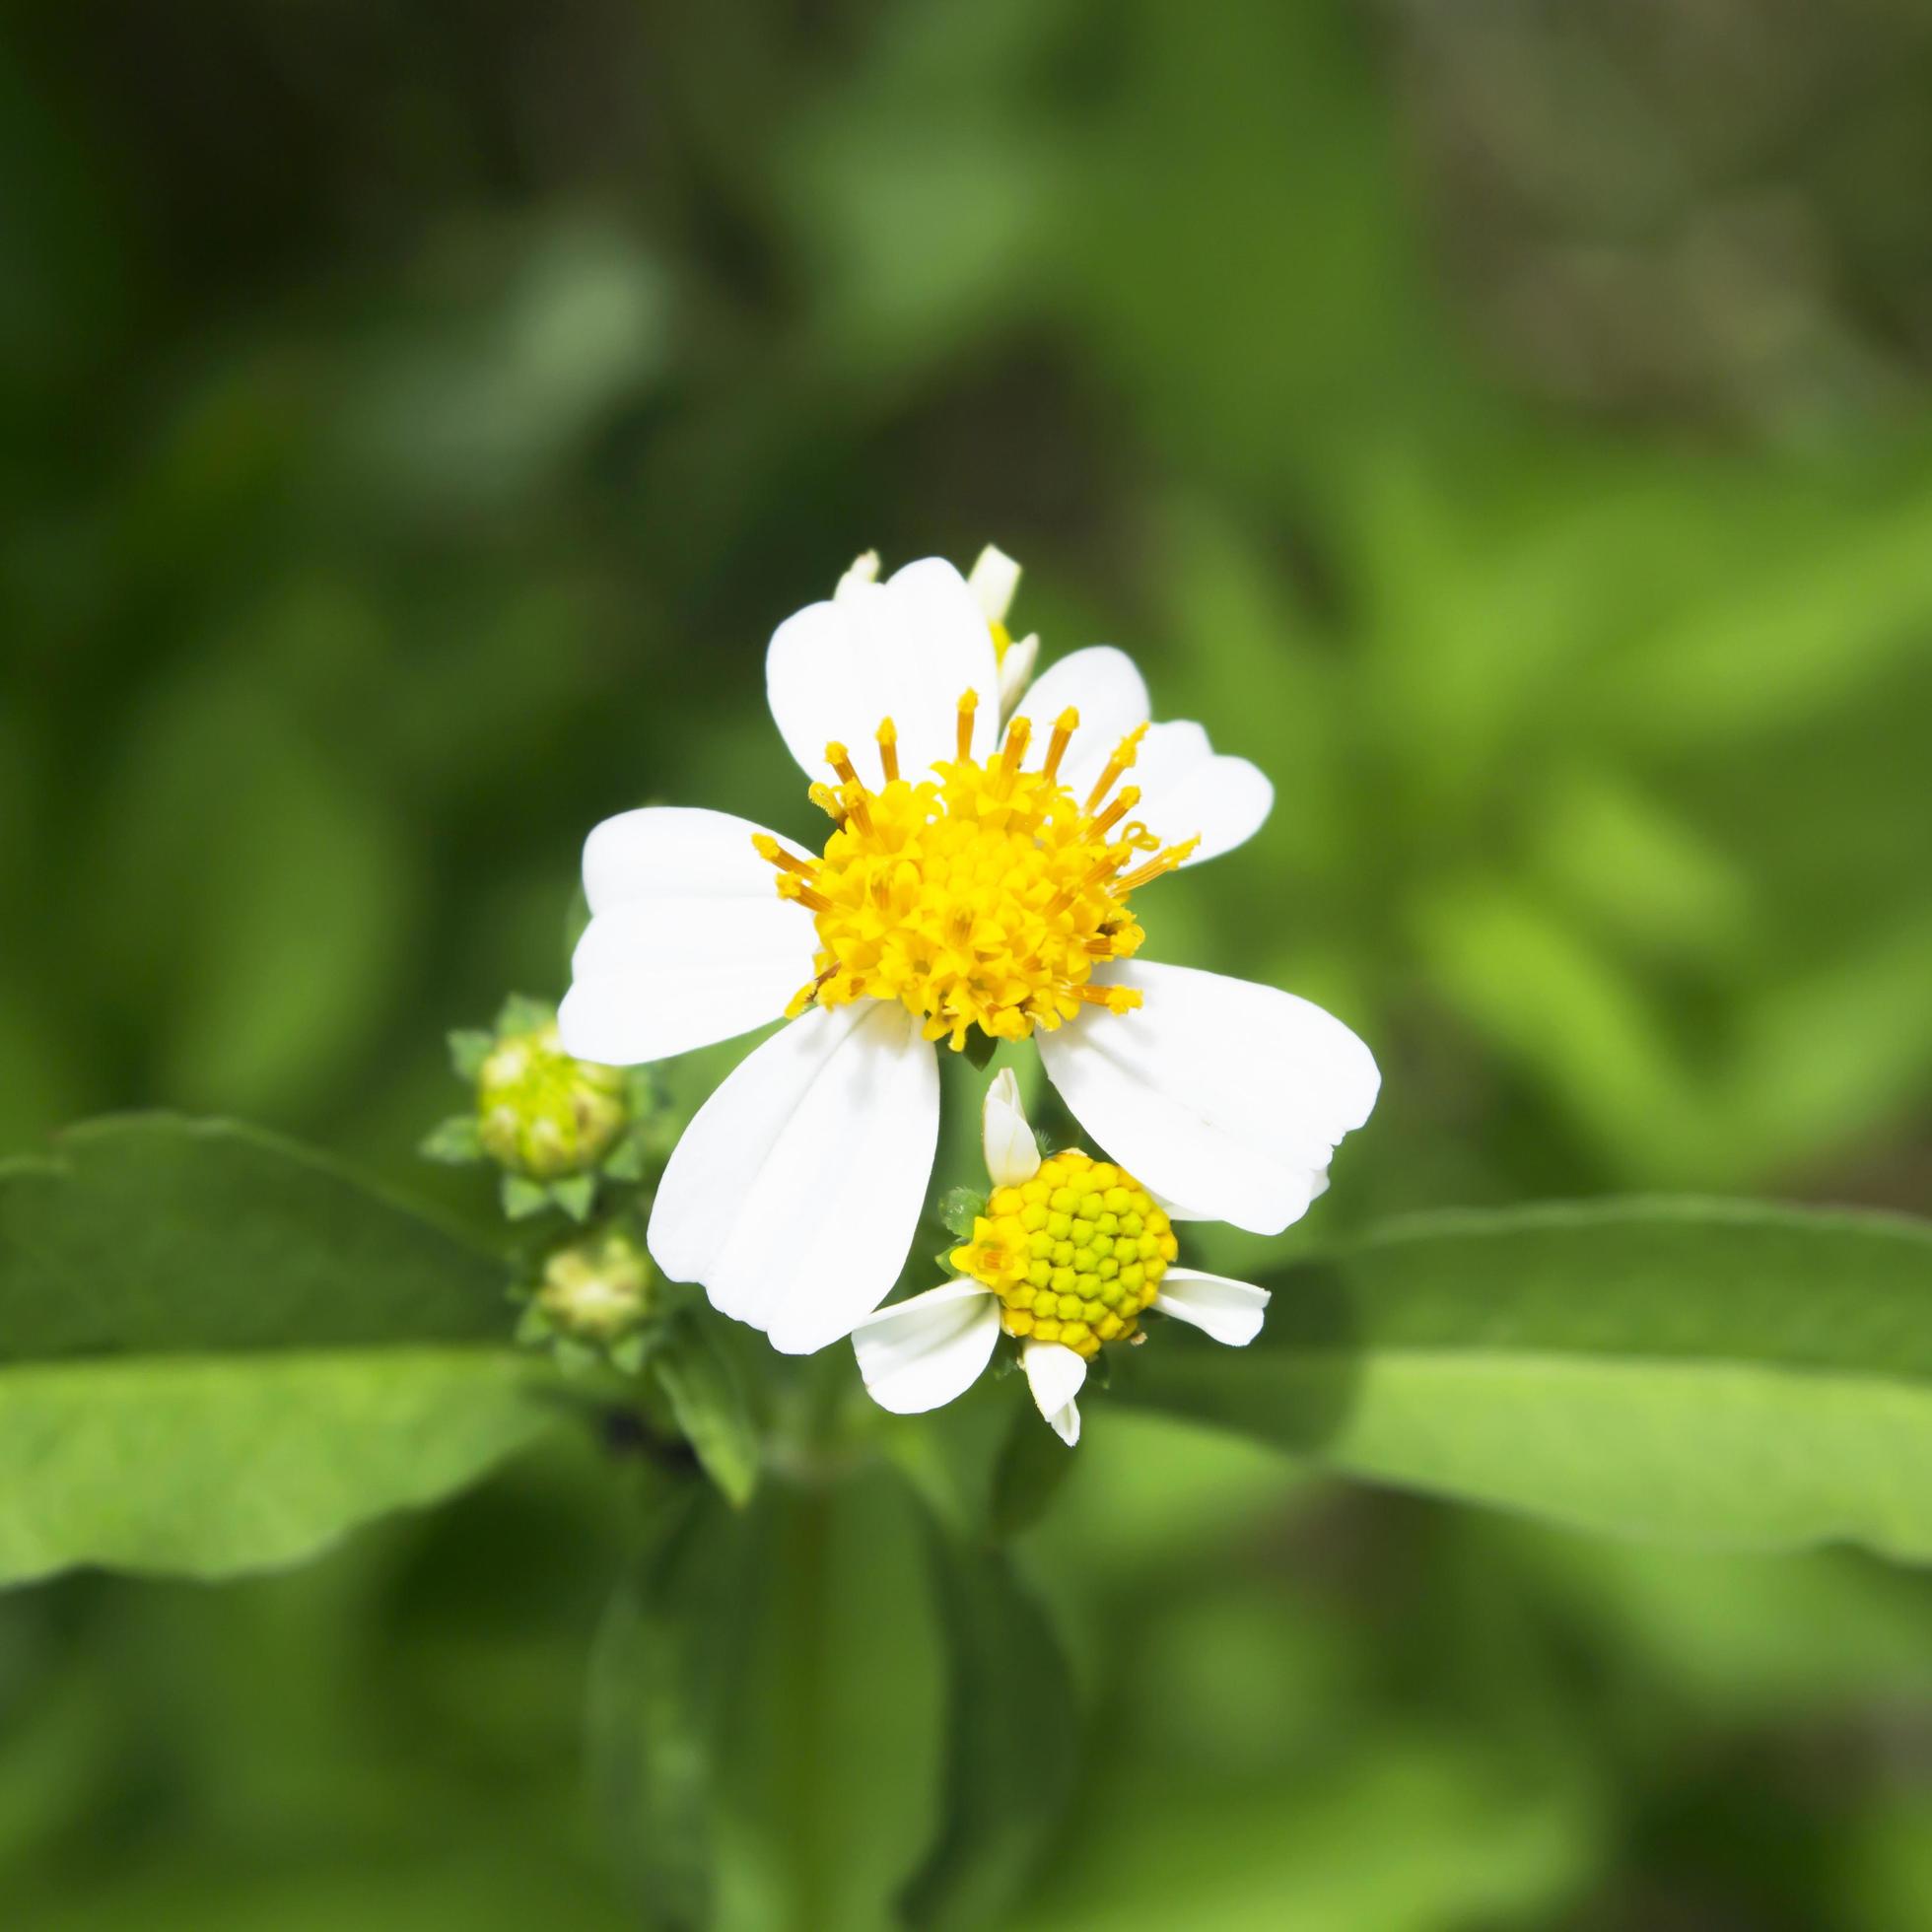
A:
[755,693,1198,1051]
[951,1150,1178,1359]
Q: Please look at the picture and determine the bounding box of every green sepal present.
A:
[962,1029,998,1070]
[937,1187,988,1238]
[552,1337,602,1378]
[551,1172,597,1222]
[608,1330,653,1377]
[418,1114,484,1164]
[501,1173,551,1220]
[494,992,556,1037]
[447,1028,495,1081]
[600,1133,650,1184]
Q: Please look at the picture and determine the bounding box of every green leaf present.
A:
[0,1115,557,1585]
[937,1187,987,1239]
[1114,1200,1932,1561]
[651,1317,760,1507]
[586,1484,759,1931]
[901,1518,1080,1930]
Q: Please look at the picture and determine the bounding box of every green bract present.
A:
[421,994,662,1221]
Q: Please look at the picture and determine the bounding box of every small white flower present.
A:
[851,1072,1273,1445]
[560,549,1378,1354]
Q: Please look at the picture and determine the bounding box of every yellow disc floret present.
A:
[755,695,1199,1051]
[950,1150,1179,1360]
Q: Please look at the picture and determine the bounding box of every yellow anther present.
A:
[1090,784,1140,840]
[1083,723,1148,813]
[769,706,1193,1050]
[1115,838,1199,894]
[955,689,980,762]
[751,832,814,878]
[1041,707,1079,783]
[774,873,833,915]
[995,715,1032,795]
[1074,983,1144,1015]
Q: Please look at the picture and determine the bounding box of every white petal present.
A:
[560,808,817,1065]
[1022,1341,1085,1446]
[981,1068,1042,1187]
[1013,646,1150,797]
[1038,960,1379,1236]
[766,558,999,787]
[852,1281,1000,1414]
[968,544,1021,624]
[648,1001,938,1353]
[835,550,880,603]
[1154,1269,1271,1346]
[1129,721,1274,863]
[997,634,1039,722]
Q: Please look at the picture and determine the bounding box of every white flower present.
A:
[852,1071,1273,1445]
[560,549,1378,1354]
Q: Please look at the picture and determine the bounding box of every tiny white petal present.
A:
[968,544,1022,624]
[981,1068,1042,1187]
[835,549,881,604]
[852,1281,1000,1414]
[997,633,1039,722]
[1154,1269,1271,1346]
[766,558,999,786]
[1022,1341,1085,1446]
[1039,960,1379,1237]
[560,807,817,1065]
[649,1001,938,1353]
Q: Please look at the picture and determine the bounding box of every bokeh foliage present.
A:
[4,0,1932,1926]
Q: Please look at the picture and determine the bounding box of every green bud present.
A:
[534,1231,655,1346]
[475,1020,628,1180]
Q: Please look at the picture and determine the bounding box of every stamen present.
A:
[876,717,899,783]
[1115,838,1200,894]
[1041,707,1079,783]
[1074,984,1144,1014]
[775,873,834,915]
[1083,724,1148,813]
[1045,850,1124,917]
[955,689,979,761]
[825,741,861,790]
[1090,784,1141,839]
[808,783,845,823]
[995,715,1032,795]
[751,833,814,878]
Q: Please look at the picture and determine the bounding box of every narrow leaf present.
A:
[586,1485,759,1931]
[0,1115,556,1584]
[900,1517,1080,1929]
[1117,1200,1932,1561]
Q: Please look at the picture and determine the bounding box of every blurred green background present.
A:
[5,1,1932,1925]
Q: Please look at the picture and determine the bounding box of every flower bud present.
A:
[534,1230,655,1346]
[476,1021,628,1179]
